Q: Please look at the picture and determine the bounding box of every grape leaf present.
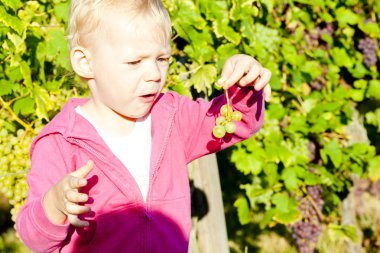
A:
[200,0,227,21]
[273,209,300,225]
[265,61,282,90]
[272,193,300,224]
[214,20,241,45]
[351,62,368,79]
[1,0,22,11]
[216,44,239,70]
[54,2,70,23]
[0,5,24,35]
[233,197,251,225]
[367,80,380,100]
[335,7,359,25]
[33,85,50,120]
[187,64,217,96]
[303,171,319,185]
[331,47,353,68]
[321,140,342,168]
[281,167,298,191]
[232,151,262,175]
[365,109,380,132]
[260,0,274,13]
[350,89,365,102]
[19,61,32,89]
[301,61,323,80]
[272,193,289,211]
[7,32,25,54]
[260,209,276,229]
[368,156,380,182]
[267,103,286,120]
[328,224,359,243]
[359,22,380,38]
[263,163,279,187]
[13,97,34,116]
[0,80,13,96]
[46,29,67,59]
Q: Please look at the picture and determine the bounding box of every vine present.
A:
[0,0,379,252]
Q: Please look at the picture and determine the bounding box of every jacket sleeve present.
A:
[173,85,265,163]
[16,134,72,253]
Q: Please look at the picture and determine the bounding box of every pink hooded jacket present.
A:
[16,86,264,253]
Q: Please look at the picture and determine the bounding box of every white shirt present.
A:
[75,106,151,201]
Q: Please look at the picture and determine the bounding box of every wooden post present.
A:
[188,153,230,253]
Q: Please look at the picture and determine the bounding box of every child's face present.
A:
[85,9,171,120]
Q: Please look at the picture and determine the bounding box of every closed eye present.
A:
[126,60,141,65]
[157,57,170,63]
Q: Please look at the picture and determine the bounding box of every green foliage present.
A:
[0,0,379,252]
[0,0,86,227]
[217,0,379,251]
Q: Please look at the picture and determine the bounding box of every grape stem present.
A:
[225,89,230,106]
[225,89,231,119]
[306,195,327,222]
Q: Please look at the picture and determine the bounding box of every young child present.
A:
[16,0,271,252]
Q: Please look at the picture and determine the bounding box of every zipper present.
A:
[67,137,108,164]
[144,207,152,253]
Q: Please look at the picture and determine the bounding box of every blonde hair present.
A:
[67,0,172,49]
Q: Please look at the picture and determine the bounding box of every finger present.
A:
[64,201,91,215]
[263,84,272,102]
[238,63,263,87]
[68,176,87,189]
[253,68,272,91]
[216,61,236,88]
[68,214,89,228]
[70,160,94,179]
[220,64,246,90]
[65,189,89,203]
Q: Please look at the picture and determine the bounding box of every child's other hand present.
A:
[216,54,272,102]
[43,160,94,227]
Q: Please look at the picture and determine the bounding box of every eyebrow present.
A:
[132,48,172,59]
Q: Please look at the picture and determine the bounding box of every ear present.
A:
[70,46,94,79]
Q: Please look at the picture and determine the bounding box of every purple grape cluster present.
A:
[358,37,378,68]
[307,23,335,49]
[307,185,324,209]
[290,185,324,253]
[307,143,317,162]
[310,75,326,91]
[321,23,334,37]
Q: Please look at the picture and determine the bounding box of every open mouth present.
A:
[141,94,155,98]
[139,93,156,102]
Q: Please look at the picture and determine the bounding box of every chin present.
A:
[127,112,150,119]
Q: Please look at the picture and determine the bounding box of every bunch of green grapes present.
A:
[213,90,242,138]
[0,111,36,222]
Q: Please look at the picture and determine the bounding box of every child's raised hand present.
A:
[43,160,94,227]
[216,54,272,102]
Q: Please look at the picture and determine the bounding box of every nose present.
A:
[144,61,161,82]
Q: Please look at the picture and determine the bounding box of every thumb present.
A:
[216,60,236,88]
[70,160,94,179]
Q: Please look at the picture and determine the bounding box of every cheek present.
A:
[160,73,168,89]
[160,66,169,80]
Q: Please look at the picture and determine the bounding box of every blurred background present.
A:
[0,0,379,252]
